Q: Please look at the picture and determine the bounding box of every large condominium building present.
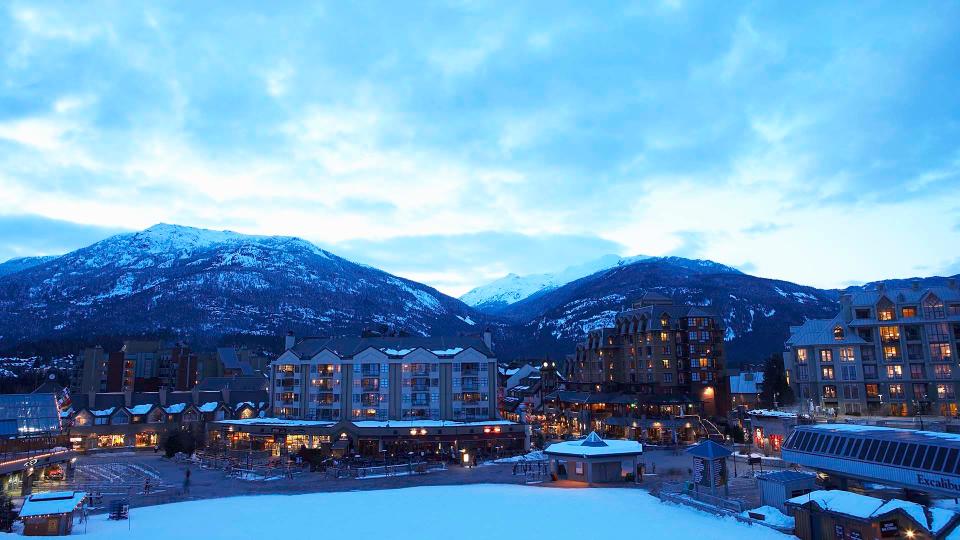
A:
[784,281,960,417]
[568,292,728,417]
[270,332,498,422]
[77,341,198,393]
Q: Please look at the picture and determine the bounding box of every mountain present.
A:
[0,256,59,278]
[461,254,655,311]
[0,224,487,349]
[488,257,840,367]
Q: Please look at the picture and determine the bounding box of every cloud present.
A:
[0,214,128,261]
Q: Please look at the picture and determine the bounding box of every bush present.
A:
[0,492,14,532]
[163,430,197,458]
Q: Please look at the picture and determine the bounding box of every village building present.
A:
[18,491,86,536]
[544,431,642,485]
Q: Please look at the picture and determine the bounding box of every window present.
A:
[819,349,833,363]
[888,384,904,399]
[914,383,927,401]
[936,365,953,380]
[938,384,956,400]
[691,372,700,382]
[883,345,901,361]
[878,309,894,321]
[822,366,835,380]
[863,364,878,380]
[796,366,809,381]
[905,326,921,341]
[837,347,854,362]
[796,349,808,364]
[931,344,953,362]
[950,304,960,316]
[901,306,917,318]
[928,323,951,342]
[865,384,880,398]
[823,385,837,399]
[923,295,946,319]
[855,308,871,319]
[907,344,924,360]
[910,364,925,379]
[861,346,875,361]
[886,365,903,380]
[880,326,900,342]
[660,331,669,342]
[661,359,671,369]
[833,326,845,340]
[841,365,857,381]
[663,373,673,383]
[842,384,860,400]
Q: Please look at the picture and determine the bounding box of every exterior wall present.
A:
[270,344,498,423]
[787,287,960,417]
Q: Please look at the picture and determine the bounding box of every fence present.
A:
[354,461,446,479]
[658,482,745,513]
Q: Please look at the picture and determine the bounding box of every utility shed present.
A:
[786,490,960,540]
[544,432,642,485]
[18,491,86,536]
[757,470,816,513]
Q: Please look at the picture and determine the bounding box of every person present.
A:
[143,479,151,494]
[183,468,191,494]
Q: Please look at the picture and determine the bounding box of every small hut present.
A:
[18,491,86,536]
[544,432,642,485]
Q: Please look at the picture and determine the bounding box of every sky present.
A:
[0,1,959,297]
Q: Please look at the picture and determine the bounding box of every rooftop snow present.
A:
[19,491,85,517]
[545,435,642,457]
[215,418,336,427]
[748,409,797,419]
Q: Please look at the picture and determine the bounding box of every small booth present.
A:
[18,491,86,536]
[544,432,642,485]
[757,470,816,513]
[685,440,732,498]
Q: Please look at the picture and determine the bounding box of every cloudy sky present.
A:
[1,2,959,297]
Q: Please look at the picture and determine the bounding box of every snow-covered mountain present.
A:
[0,255,59,278]
[461,254,651,310]
[0,224,487,347]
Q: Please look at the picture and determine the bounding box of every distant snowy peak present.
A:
[0,255,59,277]
[461,254,652,309]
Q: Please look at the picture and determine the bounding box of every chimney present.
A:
[87,390,97,410]
[482,327,493,350]
[158,385,168,407]
[123,389,133,408]
[284,330,296,351]
[191,385,199,405]
[222,387,231,408]
[911,280,920,291]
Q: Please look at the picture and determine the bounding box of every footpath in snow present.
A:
[29,484,793,540]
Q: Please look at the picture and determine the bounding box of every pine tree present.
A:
[760,352,795,408]
[0,491,16,532]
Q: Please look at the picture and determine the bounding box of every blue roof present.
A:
[757,470,816,483]
[686,440,732,459]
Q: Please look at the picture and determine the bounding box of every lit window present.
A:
[839,347,855,362]
[796,349,808,364]
[901,307,917,318]
[886,365,903,379]
[833,326,845,339]
[819,349,833,363]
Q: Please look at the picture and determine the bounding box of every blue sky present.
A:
[0,1,958,296]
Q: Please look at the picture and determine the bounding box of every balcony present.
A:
[278,378,296,387]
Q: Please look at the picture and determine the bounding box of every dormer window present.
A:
[878,309,894,321]
[923,295,945,319]
[833,326,845,340]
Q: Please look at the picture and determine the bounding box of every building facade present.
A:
[784,282,960,417]
[269,334,498,422]
[568,292,728,417]
[77,341,200,393]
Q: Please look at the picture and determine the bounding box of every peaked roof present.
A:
[581,431,608,447]
[289,335,494,359]
[686,439,732,459]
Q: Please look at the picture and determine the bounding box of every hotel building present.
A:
[784,281,960,417]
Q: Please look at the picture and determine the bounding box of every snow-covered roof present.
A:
[164,403,187,414]
[198,402,220,412]
[748,409,797,419]
[545,432,643,457]
[19,491,86,517]
[729,372,764,394]
[127,404,154,415]
[216,418,336,427]
[801,423,960,444]
[89,407,115,417]
[787,490,958,533]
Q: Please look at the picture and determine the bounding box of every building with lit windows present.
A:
[270,333,500,422]
[565,293,728,416]
[785,281,960,417]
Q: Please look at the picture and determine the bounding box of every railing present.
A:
[658,482,745,514]
[355,461,445,478]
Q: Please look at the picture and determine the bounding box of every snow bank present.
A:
[495,450,546,463]
[43,485,792,540]
[744,506,795,529]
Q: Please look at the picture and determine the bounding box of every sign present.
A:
[754,427,764,447]
[879,520,899,538]
[713,458,727,486]
[834,524,844,540]
[770,434,783,452]
[748,456,761,465]
[693,457,705,484]
[847,530,862,540]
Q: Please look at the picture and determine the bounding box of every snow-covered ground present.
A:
[31,485,791,539]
